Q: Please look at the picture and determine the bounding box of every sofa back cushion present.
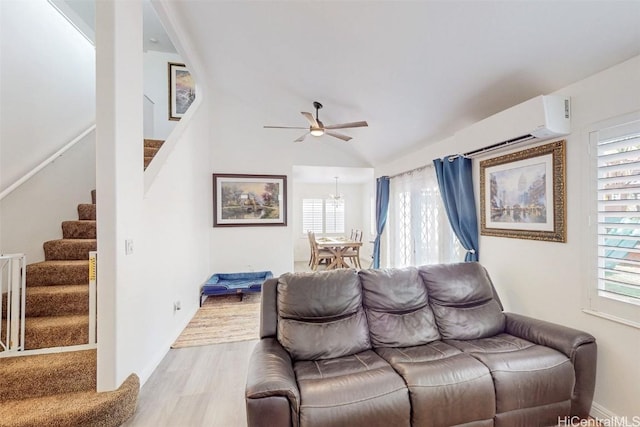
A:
[359,267,440,347]
[277,269,371,360]
[418,262,504,340]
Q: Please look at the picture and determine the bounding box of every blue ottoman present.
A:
[200,271,273,306]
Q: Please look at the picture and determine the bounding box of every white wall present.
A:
[376,55,640,418]
[134,99,211,383]
[143,50,182,140]
[93,0,212,388]
[292,182,374,263]
[1,138,95,262]
[95,0,145,391]
[0,0,96,261]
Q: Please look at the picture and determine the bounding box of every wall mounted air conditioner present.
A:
[455,95,571,157]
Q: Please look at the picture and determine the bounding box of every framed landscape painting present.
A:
[213,174,287,227]
[168,62,195,121]
[479,140,566,242]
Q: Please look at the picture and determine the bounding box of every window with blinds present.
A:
[596,118,640,303]
[325,199,345,233]
[302,199,323,234]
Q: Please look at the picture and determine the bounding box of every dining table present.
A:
[315,236,363,270]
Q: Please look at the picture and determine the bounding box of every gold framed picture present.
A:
[479,140,566,242]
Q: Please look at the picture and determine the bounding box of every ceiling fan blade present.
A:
[324,121,368,130]
[294,133,309,142]
[264,125,309,129]
[301,112,320,128]
[325,131,352,142]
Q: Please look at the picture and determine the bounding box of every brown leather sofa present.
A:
[245,263,597,427]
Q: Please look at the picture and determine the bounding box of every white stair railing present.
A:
[0,254,26,354]
[0,124,95,203]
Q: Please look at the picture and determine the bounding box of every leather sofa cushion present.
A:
[445,333,535,354]
[468,344,575,414]
[419,263,505,339]
[277,270,371,360]
[360,267,440,347]
[377,348,495,426]
[375,340,461,364]
[294,350,410,427]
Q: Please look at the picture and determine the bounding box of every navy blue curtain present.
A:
[372,176,390,268]
[433,156,479,262]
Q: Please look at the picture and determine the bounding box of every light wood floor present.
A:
[122,340,257,427]
[124,262,371,426]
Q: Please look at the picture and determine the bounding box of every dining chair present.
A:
[307,231,315,267]
[344,230,363,268]
[310,233,335,271]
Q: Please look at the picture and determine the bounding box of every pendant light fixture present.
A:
[329,176,342,200]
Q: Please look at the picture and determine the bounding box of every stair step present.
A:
[0,350,96,401]
[26,285,89,316]
[1,285,88,318]
[43,239,96,261]
[77,203,96,220]
[91,189,96,204]
[144,138,164,149]
[144,146,160,157]
[144,157,153,169]
[0,373,139,427]
[62,220,96,239]
[24,315,89,349]
[26,260,89,286]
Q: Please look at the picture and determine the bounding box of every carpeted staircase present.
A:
[21,190,97,349]
[0,189,140,426]
[144,139,164,170]
[0,350,139,427]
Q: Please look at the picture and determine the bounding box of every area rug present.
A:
[171,293,261,348]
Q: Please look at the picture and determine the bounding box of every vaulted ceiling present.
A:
[170,1,640,167]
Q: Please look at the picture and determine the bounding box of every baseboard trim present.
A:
[137,304,199,386]
[590,401,619,420]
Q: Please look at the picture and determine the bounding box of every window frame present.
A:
[324,198,345,234]
[584,110,640,328]
[301,197,346,235]
[301,198,323,234]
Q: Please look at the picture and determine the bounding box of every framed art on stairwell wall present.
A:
[168,62,195,121]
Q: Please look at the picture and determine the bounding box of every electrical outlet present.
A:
[125,239,134,255]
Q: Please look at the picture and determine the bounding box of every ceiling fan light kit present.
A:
[264,101,368,142]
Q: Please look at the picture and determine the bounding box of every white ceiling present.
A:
[171,0,640,169]
[292,165,373,184]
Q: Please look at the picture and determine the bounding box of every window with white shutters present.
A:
[595,118,640,303]
[302,199,323,234]
[325,199,345,234]
[302,198,345,234]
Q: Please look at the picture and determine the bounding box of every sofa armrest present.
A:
[246,338,300,427]
[504,312,595,359]
[504,312,597,418]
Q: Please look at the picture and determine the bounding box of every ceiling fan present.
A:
[264,101,368,142]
